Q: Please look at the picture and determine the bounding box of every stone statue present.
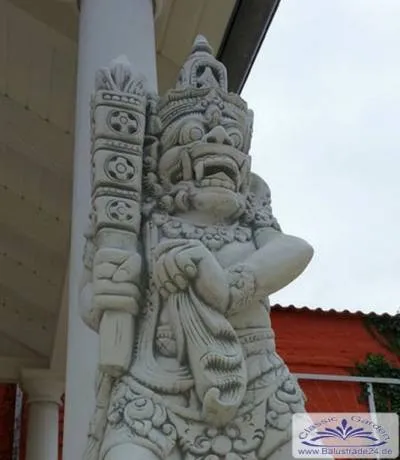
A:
[80,35,314,460]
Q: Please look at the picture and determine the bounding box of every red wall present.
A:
[0,384,16,460]
[271,306,400,413]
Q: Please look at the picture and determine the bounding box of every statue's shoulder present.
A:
[242,173,281,233]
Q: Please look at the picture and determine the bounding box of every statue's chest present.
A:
[152,213,255,268]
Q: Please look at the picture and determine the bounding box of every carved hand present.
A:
[154,239,230,313]
[92,247,142,317]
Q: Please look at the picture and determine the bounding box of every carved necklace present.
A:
[152,213,252,251]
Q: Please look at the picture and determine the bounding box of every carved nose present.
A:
[204,126,232,145]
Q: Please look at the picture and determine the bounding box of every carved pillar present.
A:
[20,370,64,460]
[64,0,159,459]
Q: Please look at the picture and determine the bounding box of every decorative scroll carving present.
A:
[81,37,316,460]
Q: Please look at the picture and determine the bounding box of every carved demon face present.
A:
[158,112,251,221]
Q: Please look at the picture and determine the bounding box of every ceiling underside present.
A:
[0,0,238,380]
[0,0,280,381]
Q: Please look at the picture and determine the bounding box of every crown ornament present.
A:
[158,35,254,154]
[175,34,227,91]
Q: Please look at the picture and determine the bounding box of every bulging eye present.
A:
[226,128,243,149]
[179,121,205,145]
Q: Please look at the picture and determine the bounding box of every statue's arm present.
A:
[227,228,313,314]
[249,227,314,297]
[154,228,313,316]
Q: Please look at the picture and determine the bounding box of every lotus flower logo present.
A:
[303,418,386,447]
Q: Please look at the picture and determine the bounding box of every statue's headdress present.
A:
[158,35,254,154]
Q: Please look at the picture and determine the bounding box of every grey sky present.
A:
[242,0,400,314]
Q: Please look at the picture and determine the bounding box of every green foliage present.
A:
[354,353,400,414]
[365,313,400,354]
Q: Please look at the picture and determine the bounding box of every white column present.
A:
[21,370,64,460]
[64,1,158,459]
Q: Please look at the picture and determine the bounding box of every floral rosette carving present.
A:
[181,422,264,460]
[106,156,135,182]
[108,110,138,135]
